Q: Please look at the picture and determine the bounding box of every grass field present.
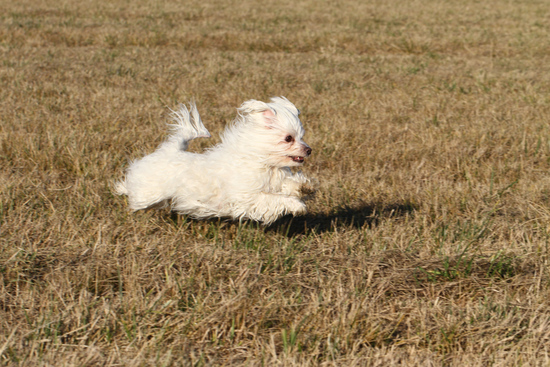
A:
[2,0,550,365]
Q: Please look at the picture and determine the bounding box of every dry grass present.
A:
[2,0,550,365]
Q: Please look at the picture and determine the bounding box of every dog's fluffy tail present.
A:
[164,102,211,152]
[114,180,128,195]
[115,102,210,197]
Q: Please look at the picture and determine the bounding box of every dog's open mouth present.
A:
[290,156,305,163]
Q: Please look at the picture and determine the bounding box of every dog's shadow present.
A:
[267,200,418,238]
[166,200,417,238]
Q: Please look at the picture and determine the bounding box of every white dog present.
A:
[116,97,315,225]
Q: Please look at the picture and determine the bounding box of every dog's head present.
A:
[235,97,312,168]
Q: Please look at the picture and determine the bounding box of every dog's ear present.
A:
[270,96,300,116]
[238,99,277,127]
[238,99,271,115]
[262,109,275,119]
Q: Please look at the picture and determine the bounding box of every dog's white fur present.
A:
[116,97,315,225]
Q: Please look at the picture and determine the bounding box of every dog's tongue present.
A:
[293,156,304,163]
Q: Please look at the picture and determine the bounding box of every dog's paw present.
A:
[282,179,302,197]
[299,177,319,200]
[282,174,319,199]
[287,198,307,216]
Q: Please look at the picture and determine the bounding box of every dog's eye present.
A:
[285,135,294,143]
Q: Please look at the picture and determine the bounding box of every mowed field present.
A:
[2,0,550,365]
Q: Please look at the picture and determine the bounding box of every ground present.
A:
[2,0,550,365]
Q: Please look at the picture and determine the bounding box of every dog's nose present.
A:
[305,147,312,156]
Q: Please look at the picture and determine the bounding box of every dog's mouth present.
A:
[289,156,305,163]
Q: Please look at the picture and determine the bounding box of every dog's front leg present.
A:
[244,192,306,225]
[281,172,317,199]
